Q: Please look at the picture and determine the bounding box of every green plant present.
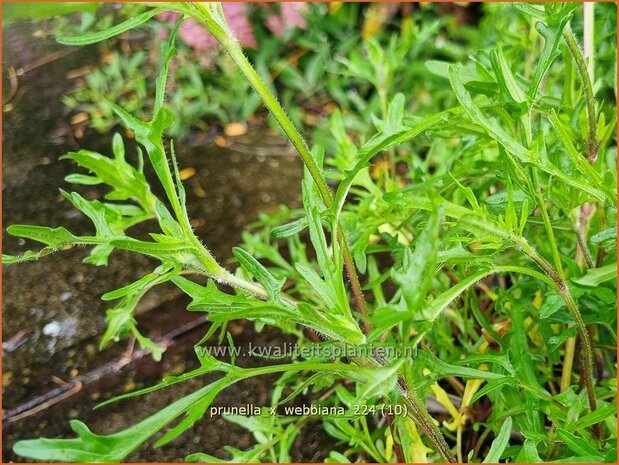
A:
[5,2,616,463]
[63,50,149,133]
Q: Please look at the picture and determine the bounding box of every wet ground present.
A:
[2,21,334,462]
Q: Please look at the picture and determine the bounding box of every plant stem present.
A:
[583,3,595,81]
[184,3,453,457]
[530,168,582,397]
[564,17,601,433]
[398,380,456,462]
[563,25,598,162]
[519,243,597,417]
[386,413,406,463]
[188,4,371,331]
[340,230,372,333]
[356,355,456,462]
[197,261,454,461]
[560,336,576,391]
[574,223,595,269]
[220,39,333,205]
[531,168,564,277]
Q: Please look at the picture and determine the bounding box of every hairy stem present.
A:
[386,413,406,463]
[563,25,598,162]
[188,3,371,331]
[519,243,597,417]
[199,258,454,461]
[398,380,456,462]
[355,355,456,463]
[575,223,595,269]
[228,272,452,458]
[183,2,452,457]
[564,17,600,433]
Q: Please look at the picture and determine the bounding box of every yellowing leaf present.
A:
[402,418,432,463]
[532,290,543,309]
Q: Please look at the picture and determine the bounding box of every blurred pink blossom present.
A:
[158,3,309,51]
[158,3,256,51]
[265,3,308,37]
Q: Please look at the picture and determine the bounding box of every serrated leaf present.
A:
[332,112,445,223]
[449,65,604,201]
[420,351,506,382]
[548,110,611,200]
[61,190,116,236]
[371,93,407,135]
[154,200,184,237]
[62,140,155,210]
[110,238,195,261]
[392,209,441,314]
[101,265,178,301]
[528,18,571,100]
[172,277,252,311]
[425,60,498,95]
[2,248,58,264]
[449,65,531,162]
[154,378,229,447]
[232,247,285,302]
[6,225,79,248]
[14,378,228,462]
[514,439,542,463]
[564,401,617,432]
[295,262,338,310]
[57,7,168,45]
[355,359,404,402]
[100,265,179,355]
[547,326,577,352]
[422,267,497,323]
[490,47,527,113]
[64,173,102,185]
[470,377,515,404]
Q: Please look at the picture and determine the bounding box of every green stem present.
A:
[574,221,595,269]
[187,3,371,330]
[399,387,456,462]
[560,329,577,392]
[531,168,565,277]
[353,356,456,462]
[583,3,595,80]
[518,242,597,416]
[564,21,600,435]
[191,5,328,203]
[175,3,452,456]
[193,259,454,461]
[563,25,598,162]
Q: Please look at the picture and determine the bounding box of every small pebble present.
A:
[43,321,61,337]
[224,122,247,137]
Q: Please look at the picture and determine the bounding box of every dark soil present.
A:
[2,20,336,462]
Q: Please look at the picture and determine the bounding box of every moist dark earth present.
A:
[2,21,335,462]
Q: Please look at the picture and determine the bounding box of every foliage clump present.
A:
[4,3,617,463]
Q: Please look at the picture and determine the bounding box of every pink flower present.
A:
[265,15,285,37]
[223,3,257,48]
[280,3,308,30]
[265,3,308,37]
[157,4,257,52]
[179,19,218,51]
